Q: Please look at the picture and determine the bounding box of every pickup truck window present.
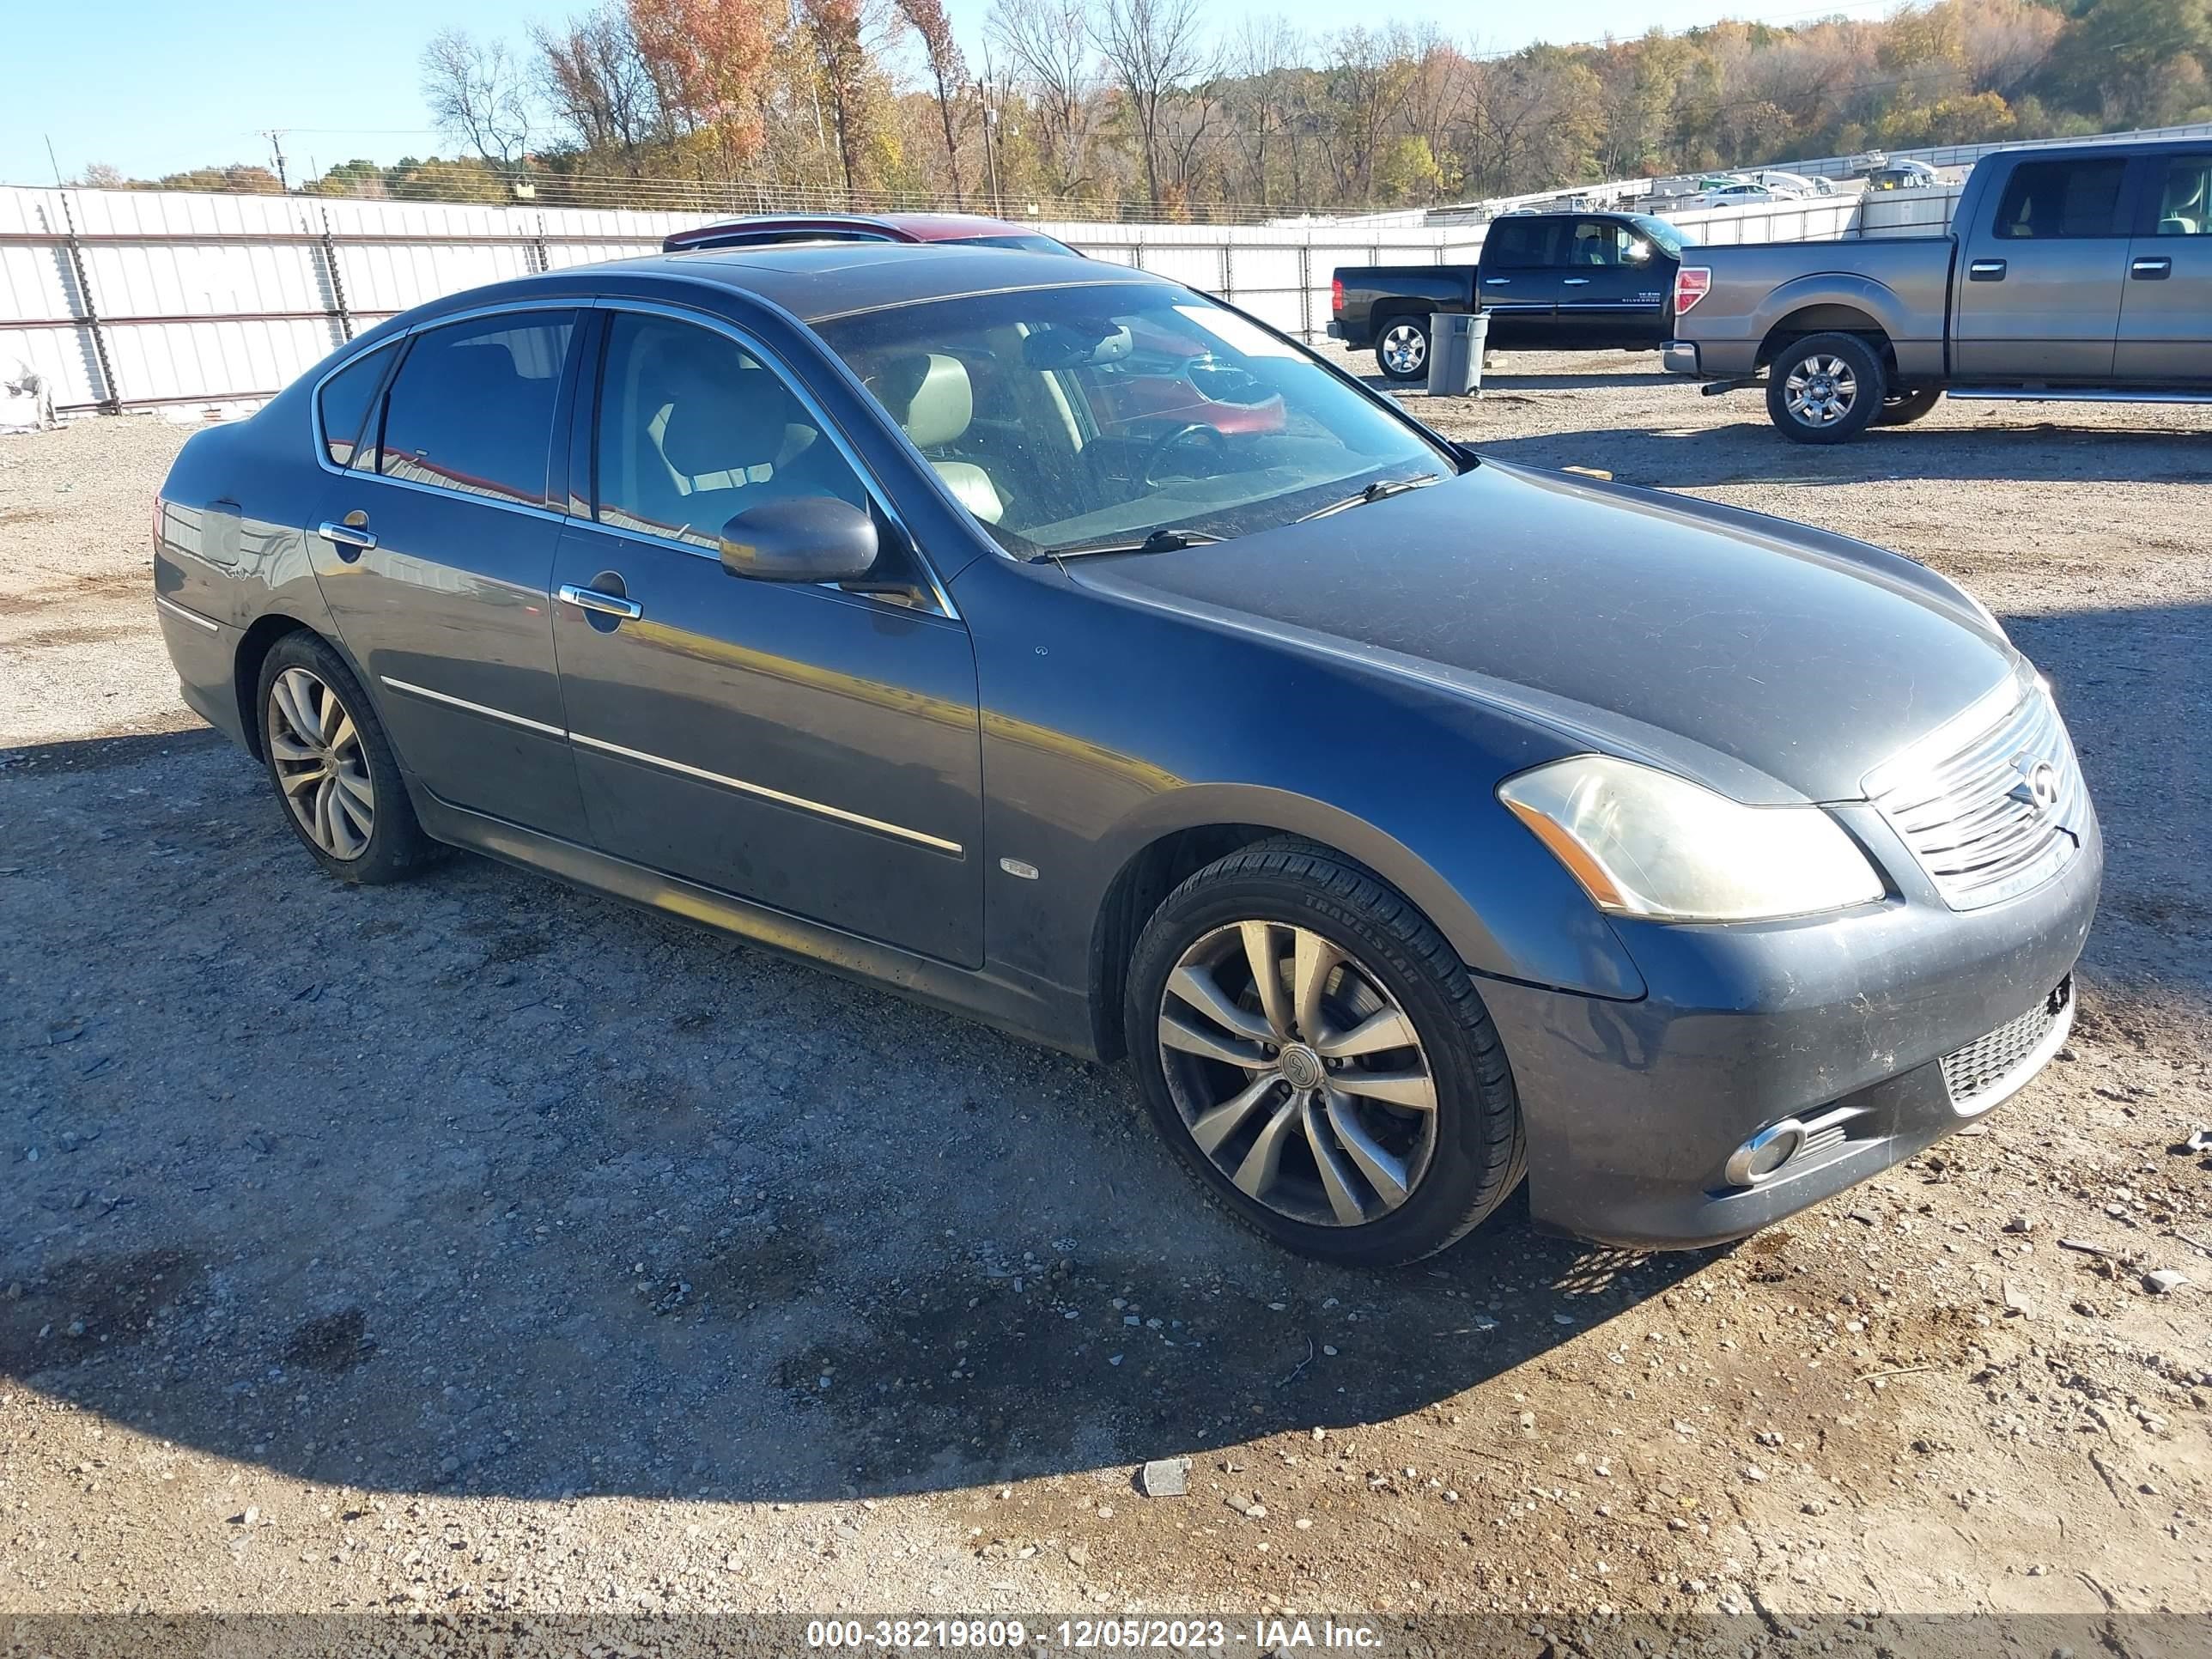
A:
[1564,221,1655,267]
[1484,219,1558,269]
[1992,158,2129,240]
[2150,156,2212,235]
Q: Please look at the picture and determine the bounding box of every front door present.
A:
[308,307,589,842]
[1953,155,2130,380]
[551,307,985,966]
[1551,219,1670,348]
[2116,150,2212,383]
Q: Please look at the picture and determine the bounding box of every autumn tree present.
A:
[1092,0,1218,208]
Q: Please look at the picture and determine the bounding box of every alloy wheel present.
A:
[1156,921,1437,1227]
[1380,323,1427,377]
[266,665,375,860]
[1784,354,1857,426]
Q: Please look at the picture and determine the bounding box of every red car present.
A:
[661,211,1078,256]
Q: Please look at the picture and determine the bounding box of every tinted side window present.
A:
[2152,155,2212,234]
[1483,219,1558,270]
[594,312,867,551]
[317,343,395,468]
[377,313,575,505]
[1993,160,2128,240]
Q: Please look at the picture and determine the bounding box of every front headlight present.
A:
[1498,755,1885,922]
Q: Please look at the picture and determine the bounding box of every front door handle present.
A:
[317,514,376,557]
[557,582,642,621]
[1483,276,1510,285]
[2131,255,2172,280]
[1968,258,2007,282]
[1562,277,1592,286]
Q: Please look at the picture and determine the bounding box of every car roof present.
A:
[431,242,1160,328]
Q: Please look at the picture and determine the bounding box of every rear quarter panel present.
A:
[1333,266,1480,346]
[1678,240,1955,380]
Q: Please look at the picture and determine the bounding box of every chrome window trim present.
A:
[154,593,220,632]
[380,675,567,739]
[584,295,963,622]
[568,731,964,855]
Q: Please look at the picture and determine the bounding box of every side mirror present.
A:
[719,496,879,583]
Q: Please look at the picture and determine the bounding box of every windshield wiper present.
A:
[1038,527,1225,562]
[1294,472,1441,523]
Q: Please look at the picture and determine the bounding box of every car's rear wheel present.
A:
[1765,331,1885,444]
[1125,839,1523,1266]
[257,633,433,884]
[1376,317,1431,383]
[1875,386,1943,426]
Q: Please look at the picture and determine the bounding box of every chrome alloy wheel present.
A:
[1784,354,1857,426]
[1157,922,1437,1227]
[1380,322,1428,377]
[266,666,375,860]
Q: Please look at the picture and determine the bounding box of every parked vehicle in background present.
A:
[151,242,2098,1265]
[1865,160,1942,191]
[1665,137,2212,441]
[1744,169,1835,198]
[1331,213,1690,380]
[665,211,1077,255]
[1680,183,1779,210]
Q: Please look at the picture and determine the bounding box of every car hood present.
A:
[1064,460,2017,804]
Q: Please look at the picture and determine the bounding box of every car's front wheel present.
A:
[1765,331,1885,444]
[257,632,433,884]
[1126,839,1524,1266]
[1375,317,1431,383]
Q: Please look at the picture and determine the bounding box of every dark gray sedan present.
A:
[152,244,2100,1266]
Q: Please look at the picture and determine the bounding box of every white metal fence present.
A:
[1,179,1954,418]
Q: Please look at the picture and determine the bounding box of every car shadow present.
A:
[1473,414,2212,489]
[2,727,1712,1504]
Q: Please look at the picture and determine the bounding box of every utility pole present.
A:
[263,129,291,192]
[976,75,1002,218]
[44,135,64,188]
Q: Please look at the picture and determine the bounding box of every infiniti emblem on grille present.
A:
[2014,758,2063,814]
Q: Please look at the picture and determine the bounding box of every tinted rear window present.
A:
[317,343,395,468]
[376,313,575,506]
[1993,160,2128,239]
[1483,218,1558,269]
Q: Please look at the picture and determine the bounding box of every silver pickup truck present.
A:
[1663,137,2212,442]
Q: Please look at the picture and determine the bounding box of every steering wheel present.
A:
[1140,422,1230,489]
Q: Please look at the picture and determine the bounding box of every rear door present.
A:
[308,307,589,841]
[1953,155,2132,380]
[2115,150,2212,383]
[1474,217,1560,346]
[1551,219,1671,348]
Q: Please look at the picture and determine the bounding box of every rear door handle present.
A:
[1968,258,2007,282]
[317,514,376,557]
[2131,256,2172,279]
[1561,277,1591,286]
[557,582,642,621]
[1483,276,1510,285]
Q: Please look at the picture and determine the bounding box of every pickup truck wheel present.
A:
[1875,386,1943,427]
[1376,318,1431,383]
[1765,332,1885,444]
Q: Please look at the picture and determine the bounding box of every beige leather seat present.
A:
[871,353,1006,524]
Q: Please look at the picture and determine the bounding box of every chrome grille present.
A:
[1942,979,2071,1111]
[1867,680,2085,909]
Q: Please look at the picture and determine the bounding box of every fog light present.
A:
[1726,1121,1805,1188]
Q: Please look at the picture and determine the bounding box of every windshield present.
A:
[813,282,1455,557]
[1632,214,1689,255]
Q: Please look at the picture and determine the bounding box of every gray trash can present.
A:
[1425,310,1490,397]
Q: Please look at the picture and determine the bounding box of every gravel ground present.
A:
[3,361,2209,1643]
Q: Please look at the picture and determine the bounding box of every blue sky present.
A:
[9,0,1900,185]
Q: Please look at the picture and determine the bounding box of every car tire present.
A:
[256,632,434,885]
[1375,316,1431,383]
[1125,837,1524,1267]
[1765,331,1886,444]
[1875,386,1943,426]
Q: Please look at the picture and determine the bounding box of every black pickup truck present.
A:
[1330,212,1692,380]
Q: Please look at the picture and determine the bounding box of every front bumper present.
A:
[1661,339,1699,375]
[1482,800,2102,1249]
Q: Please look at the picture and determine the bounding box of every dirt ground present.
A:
[3,352,2209,1648]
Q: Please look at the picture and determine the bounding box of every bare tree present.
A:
[802,0,877,194]
[1225,15,1304,205]
[898,0,971,203]
[1091,0,1218,209]
[988,0,1097,196]
[421,28,536,170]
[535,7,659,163]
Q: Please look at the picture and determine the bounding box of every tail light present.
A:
[1673,266,1711,315]
[1331,277,1345,315]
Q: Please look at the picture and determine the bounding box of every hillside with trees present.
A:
[81,0,2212,220]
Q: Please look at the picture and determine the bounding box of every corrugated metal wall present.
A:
[2,182,1923,417]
